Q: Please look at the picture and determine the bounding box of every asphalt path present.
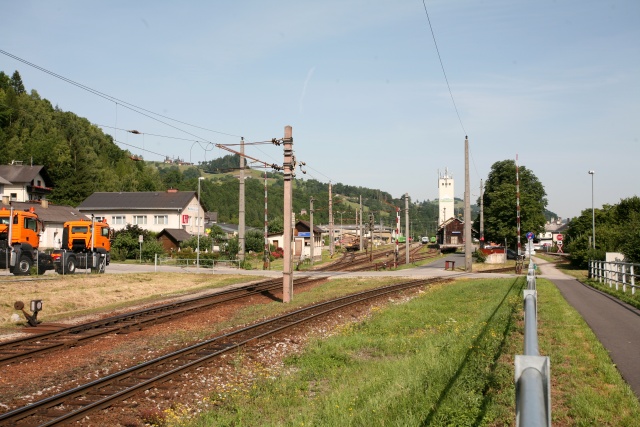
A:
[534,256,640,398]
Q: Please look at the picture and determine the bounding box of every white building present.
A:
[77,190,205,235]
[0,162,53,203]
[438,168,455,226]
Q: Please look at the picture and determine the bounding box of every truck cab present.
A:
[51,219,111,274]
[0,207,52,275]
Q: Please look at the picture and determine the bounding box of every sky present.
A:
[1,0,638,220]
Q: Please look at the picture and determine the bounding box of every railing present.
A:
[589,260,638,295]
[515,260,551,426]
[153,254,241,272]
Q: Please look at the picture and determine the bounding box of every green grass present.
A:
[163,275,640,427]
[181,278,525,426]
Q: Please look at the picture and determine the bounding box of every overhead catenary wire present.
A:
[0,49,243,141]
[420,2,466,137]
[2,49,337,184]
[420,3,483,182]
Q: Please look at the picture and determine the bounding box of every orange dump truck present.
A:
[51,219,111,274]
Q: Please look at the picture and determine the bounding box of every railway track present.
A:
[0,276,447,426]
[0,276,325,365]
[318,244,433,272]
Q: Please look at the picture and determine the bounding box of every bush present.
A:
[141,240,166,262]
[473,249,487,263]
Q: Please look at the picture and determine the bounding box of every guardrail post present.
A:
[632,265,635,295]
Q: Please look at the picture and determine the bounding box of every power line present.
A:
[0,49,243,140]
[1,49,338,183]
[420,1,467,137]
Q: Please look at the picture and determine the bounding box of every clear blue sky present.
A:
[2,0,638,220]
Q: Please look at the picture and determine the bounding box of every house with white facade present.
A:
[77,190,205,235]
[0,162,53,203]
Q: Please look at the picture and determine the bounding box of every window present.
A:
[10,193,17,201]
[111,215,125,225]
[71,226,89,233]
[24,217,37,231]
[133,215,147,225]
[94,216,105,222]
[154,215,168,225]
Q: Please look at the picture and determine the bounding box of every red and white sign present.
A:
[182,214,190,225]
[556,234,564,241]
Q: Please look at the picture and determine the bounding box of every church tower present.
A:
[438,168,454,226]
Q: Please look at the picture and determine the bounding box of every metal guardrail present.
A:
[589,260,638,295]
[515,259,551,426]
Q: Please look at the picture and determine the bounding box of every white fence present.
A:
[589,260,638,295]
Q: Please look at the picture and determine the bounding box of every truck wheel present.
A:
[14,255,33,276]
[65,257,77,274]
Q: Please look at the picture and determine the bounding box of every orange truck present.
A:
[0,206,53,275]
[51,218,111,274]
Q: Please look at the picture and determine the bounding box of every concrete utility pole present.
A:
[282,126,294,303]
[238,137,245,261]
[405,193,410,265]
[310,197,315,266]
[464,136,472,272]
[263,170,269,270]
[329,182,334,257]
[480,179,484,246]
[359,195,363,251]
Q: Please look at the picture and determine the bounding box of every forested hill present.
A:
[0,69,450,234]
[0,70,165,205]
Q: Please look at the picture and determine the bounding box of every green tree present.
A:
[10,70,25,95]
[476,160,547,248]
[245,229,265,253]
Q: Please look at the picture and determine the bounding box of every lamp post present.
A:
[589,170,595,249]
[197,176,205,271]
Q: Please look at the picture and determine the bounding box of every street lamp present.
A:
[589,170,595,249]
[197,176,205,270]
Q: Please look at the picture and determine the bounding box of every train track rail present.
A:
[318,244,431,272]
[0,277,447,426]
[0,276,324,365]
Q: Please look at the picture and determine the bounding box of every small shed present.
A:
[294,220,324,261]
[157,228,193,252]
[437,217,465,247]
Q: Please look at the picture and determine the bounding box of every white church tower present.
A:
[438,168,455,226]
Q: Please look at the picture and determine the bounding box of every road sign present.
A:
[557,240,563,246]
[556,234,564,241]
[526,232,534,240]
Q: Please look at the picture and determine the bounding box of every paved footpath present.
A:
[534,257,640,398]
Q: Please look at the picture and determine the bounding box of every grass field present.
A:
[175,276,640,426]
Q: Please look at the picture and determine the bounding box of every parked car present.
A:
[506,249,518,260]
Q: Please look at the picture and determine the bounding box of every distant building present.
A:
[438,168,454,226]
